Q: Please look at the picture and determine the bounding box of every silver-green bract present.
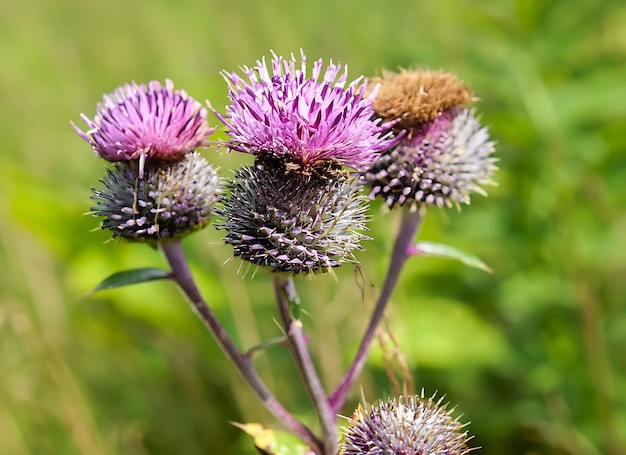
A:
[364,108,497,210]
[217,156,369,274]
[343,393,473,455]
[91,151,220,242]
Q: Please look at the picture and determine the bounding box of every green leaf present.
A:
[92,268,172,292]
[246,336,288,356]
[289,298,301,321]
[413,241,492,273]
[283,278,301,320]
[232,422,311,455]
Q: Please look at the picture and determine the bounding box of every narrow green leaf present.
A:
[414,241,493,273]
[246,336,288,356]
[289,299,301,321]
[284,278,301,320]
[92,268,172,292]
[232,422,310,455]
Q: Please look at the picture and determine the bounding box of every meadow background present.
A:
[1,0,625,453]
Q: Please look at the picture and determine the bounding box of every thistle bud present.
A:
[217,155,369,274]
[343,393,474,455]
[364,69,497,210]
[91,152,220,243]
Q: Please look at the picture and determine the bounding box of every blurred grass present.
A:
[1,0,625,453]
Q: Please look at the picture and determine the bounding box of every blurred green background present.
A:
[1,0,625,453]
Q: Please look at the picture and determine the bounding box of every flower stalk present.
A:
[329,207,424,413]
[273,275,337,455]
[159,239,322,453]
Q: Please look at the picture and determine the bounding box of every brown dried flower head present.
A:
[368,69,474,130]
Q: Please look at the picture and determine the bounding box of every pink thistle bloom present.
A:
[213,51,395,171]
[73,79,214,171]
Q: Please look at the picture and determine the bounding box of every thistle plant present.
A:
[75,54,496,455]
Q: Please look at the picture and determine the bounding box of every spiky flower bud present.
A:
[216,155,369,274]
[73,79,214,167]
[343,393,473,455]
[91,152,220,242]
[364,69,497,210]
[364,107,497,209]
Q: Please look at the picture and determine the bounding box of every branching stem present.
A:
[273,275,337,455]
[159,239,322,453]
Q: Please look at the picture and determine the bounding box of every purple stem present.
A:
[273,275,338,455]
[159,239,322,453]
[329,207,424,413]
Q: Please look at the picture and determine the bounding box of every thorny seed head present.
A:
[364,68,496,210]
[364,108,497,210]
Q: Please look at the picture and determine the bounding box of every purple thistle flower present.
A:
[73,79,215,172]
[213,50,395,171]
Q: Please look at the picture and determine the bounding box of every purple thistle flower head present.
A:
[73,79,215,168]
[213,50,395,171]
